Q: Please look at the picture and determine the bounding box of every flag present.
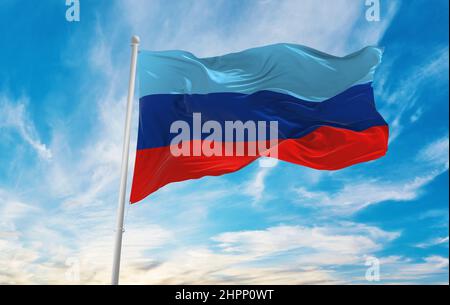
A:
[130,43,388,203]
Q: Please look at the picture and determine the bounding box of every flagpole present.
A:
[111,35,140,285]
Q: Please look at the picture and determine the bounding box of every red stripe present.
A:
[130,125,388,203]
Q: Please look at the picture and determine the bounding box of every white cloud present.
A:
[378,47,449,142]
[0,189,39,239]
[213,223,398,259]
[109,222,399,284]
[120,246,338,285]
[417,136,449,169]
[296,174,434,214]
[295,135,449,214]
[415,236,449,249]
[2,178,403,284]
[119,0,397,56]
[0,96,52,160]
[410,107,423,123]
[379,255,449,283]
[243,166,273,204]
[0,190,43,284]
[0,185,174,284]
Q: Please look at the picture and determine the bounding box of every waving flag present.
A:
[130,44,388,203]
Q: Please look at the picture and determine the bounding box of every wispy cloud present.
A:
[0,96,52,160]
[243,166,273,204]
[213,223,399,259]
[378,47,449,142]
[120,0,397,55]
[294,135,449,214]
[417,135,449,168]
[296,173,437,215]
[415,236,449,249]
[378,255,449,283]
[107,222,399,284]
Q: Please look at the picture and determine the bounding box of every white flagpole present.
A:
[111,35,140,285]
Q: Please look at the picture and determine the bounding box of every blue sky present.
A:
[0,0,448,284]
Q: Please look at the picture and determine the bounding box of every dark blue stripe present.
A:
[137,83,387,150]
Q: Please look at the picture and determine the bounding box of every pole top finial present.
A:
[131,35,140,45]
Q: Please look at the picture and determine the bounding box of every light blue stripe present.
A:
[138,43,382,102]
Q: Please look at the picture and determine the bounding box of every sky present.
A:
[0,0,448,284]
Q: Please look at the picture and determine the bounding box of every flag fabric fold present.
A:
[130,44,388,204]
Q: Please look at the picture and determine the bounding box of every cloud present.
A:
[1,179,403,284]
[0,96,52,160]
[378,255,449,283]
[417,135,449,169]
[119,0,397,56]
[0,190,43,284]
[111,222,399,284]
[415,236,449,249]
[0,189,39,236]
[213,223,399,260]
[378,47,449,142]
[296,174,436,215]
[121,246,338,285]
[295,135,449,214]
[243,166,273,204]
[0,185,173,284]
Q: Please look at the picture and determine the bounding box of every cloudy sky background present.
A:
[0,0,448,284]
